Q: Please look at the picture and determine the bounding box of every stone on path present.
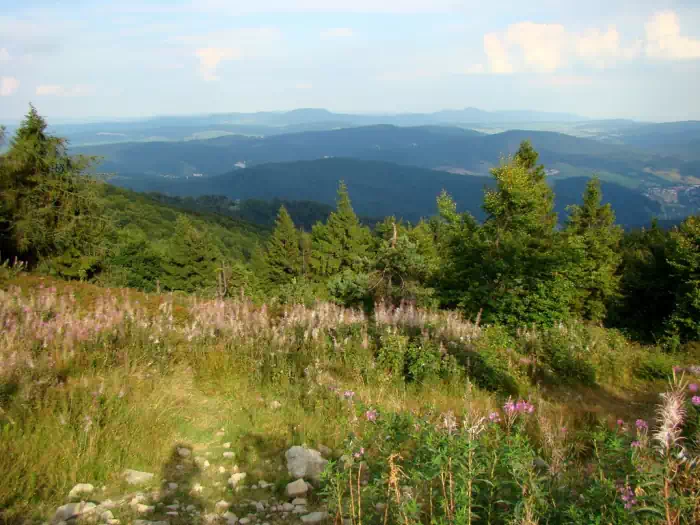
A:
[285,446,328,483]
[68,483,94,501]
[301,511,329,524]
[228,472,247,488]
[292,498,308,505]
[133,521,169,525]
[123,469,155,485]
[223,511,239,524]
[286,479,308,498]
[223,452,235,458]
[177,447,191,458]
[53,502,97,522]
[215,500,231,513]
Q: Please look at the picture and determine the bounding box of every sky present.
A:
[1,0,700,122]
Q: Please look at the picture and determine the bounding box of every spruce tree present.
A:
[264,205,302,286]
[667,215,700,341]
[451,142,573,325]
[0,105,107,276]
[311,181,372,276]
[565,177,623,321]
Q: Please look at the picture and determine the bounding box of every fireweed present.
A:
[2,283,700,522]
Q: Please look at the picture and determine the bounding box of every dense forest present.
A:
[1,107,699,343]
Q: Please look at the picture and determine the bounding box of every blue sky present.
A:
[1,0,700,121]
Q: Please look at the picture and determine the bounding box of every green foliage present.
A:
[666,215,700,340]
[263,206,302,287]
[565,177,623,321]
[158,216,222,293]
[311,182,372,277]
[0,106,107,278]
[327,270,371,308]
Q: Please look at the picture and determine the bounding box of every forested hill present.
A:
[79,123,698,186]
[111,157,662,226]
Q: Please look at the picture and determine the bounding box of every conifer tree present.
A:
[160,215,221,292]
[667,215,700,341]
[565,177,623,321]
[311,181,372,276]
[264,205,302,286]
[0,105,106,276]
[448,142,573,325]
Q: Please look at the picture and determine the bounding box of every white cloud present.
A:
[195,47,240,81]
[484,19,645,74]
[295,82,313,89]
[0,48,9,61]
[320,28,354,39]
[576,27,641,68]
[465,63,485,74]
[506,22,568,72]
[35,84,95,96]
[645,11,700,60]
[484,33,513,73]
[177,27,282,80]
[0,76,19,96]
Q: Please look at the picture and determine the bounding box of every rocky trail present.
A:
[47,432,332,525]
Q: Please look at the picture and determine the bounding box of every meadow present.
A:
[1,272,699,524]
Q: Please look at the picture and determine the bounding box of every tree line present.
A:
[1,107,698,345]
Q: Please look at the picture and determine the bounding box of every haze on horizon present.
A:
[1,0,700,122]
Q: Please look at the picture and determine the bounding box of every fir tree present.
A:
[667,215,700,341]
[264,205,302,286]
[565,177,623,321]
[0,105,107,277]
[311,181,372,276]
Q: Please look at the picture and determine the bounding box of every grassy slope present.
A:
[2,274,697,522]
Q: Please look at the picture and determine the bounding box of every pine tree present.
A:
[311,181,372,276]
[450,143,573,325]
[667,215,700,341]
[565,177,623,321]
[264,205,302,286]
[0,105,107,277]
[514,139,546,182]
[160,215,221,292]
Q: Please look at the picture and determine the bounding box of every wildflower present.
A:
[635,419,648,430]
[618,484,638,510]
[692,396,700,407]
[631,440,642,448]
[673,366,683,374]
[442,411,458,434]
[365,409,378,422]
[343,390,355,400]
[488,412,501,423]
[560,427,567,434]
[353,447,365,459]
[616,419,625,427]
[689,383,699,393]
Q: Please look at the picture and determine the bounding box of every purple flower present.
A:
[488,412,501,423]
[692,396,700,407]
[343,390,355,400]
[560,427,567,434]
[673,366,683,374]
[631,440,642,448]
[635,419,648,430]
[616,419,625,427]
[689,383,699,393]
[365,409,378,422]
[353,447,365,459]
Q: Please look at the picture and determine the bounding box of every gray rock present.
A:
[68,483,94,501]
[281,502,294,511]
[223,511,239,524]
[177,447,191,458]
[123,469,155,485]
[133,521,169,525]
[291,498,307,505]
[285,447,328,483]
[286,479,308,498]
[53,502,97,522]
[216,500,231,513]
[228,472,247,487]
[223,452,235,458]
[100,510,115,523]
[301,512,329,524]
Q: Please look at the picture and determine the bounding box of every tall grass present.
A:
[1,278,699,522]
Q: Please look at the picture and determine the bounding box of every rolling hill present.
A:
[108,157,662,226]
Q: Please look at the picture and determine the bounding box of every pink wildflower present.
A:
[689,383,699,393]
[343,390,355,400]
[353,447,365,459]
[692,396,700,407]
[365,409,378,422]
[635,419,648,430]
[488,412,501,423]
[631,440,642,448]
